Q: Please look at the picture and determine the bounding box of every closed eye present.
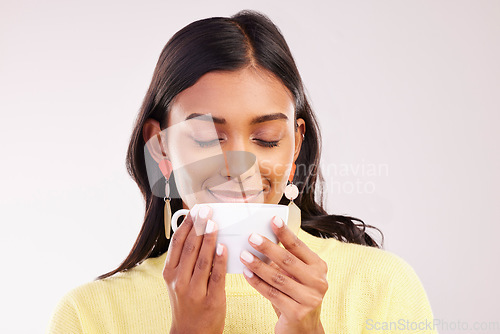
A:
[255,139,279,148]
[194,138,280,148]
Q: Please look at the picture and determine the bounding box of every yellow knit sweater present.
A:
[47,228,437,333]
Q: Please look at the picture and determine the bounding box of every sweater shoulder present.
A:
[337,240,417,277]
[300,231,422,286]
[47,259,170,333]
[60,257,165,308]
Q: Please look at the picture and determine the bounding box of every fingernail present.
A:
[205,219,215,234]
[216,243,223,256]
[249,233,263,246]
[240,250,254,263]
[198,205,210,219]
[272,216,283,228]
[243,267,254,278]
[190,206,200,220]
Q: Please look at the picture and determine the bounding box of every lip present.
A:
[208,188,264,203]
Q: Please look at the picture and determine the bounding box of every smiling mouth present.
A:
[207,188,265,203]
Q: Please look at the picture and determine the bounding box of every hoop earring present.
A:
[159,158,173,239]
[284,162,301,235]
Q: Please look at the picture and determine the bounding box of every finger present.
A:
[240,250,312,305]
[164,208,196,270]
[271,302,281,318]
[190,219,219,293]
[175,205,213,281]
[207,243,227,300]
[267,263,287,317]
[247,232,312,285]
[269,261,296,281]
[271,216,320,266]
[241,263,300,317]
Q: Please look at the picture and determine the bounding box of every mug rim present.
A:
[192,202,287,208]
[171,202,288,232]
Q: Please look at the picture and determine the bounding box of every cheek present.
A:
[167,129,222,180]
[167,141,222,203]
[258,147,294,202]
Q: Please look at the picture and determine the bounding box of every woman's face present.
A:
[164,67,305,209]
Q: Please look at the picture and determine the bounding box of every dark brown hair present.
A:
[97,10,383,280]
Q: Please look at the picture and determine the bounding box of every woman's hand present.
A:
[240,216,328,334]
[163,206,228,334]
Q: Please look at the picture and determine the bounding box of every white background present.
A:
[1,0,499,333]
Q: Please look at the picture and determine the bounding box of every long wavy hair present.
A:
[97,10,383,280]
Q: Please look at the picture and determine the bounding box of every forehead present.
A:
[168,67,295,126]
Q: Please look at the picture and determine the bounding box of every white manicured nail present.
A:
[216,243,223,256]
[243,267,254,278]
[190,206,200,220]
[198,205,210,219]
[272,216,283,228]
[205,219,215,234]
[240,250,254,263]
[249,233,263,245]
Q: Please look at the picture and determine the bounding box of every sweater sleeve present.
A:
[377,257,438,333]
[46,292,84,334]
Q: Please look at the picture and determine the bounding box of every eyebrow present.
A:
[185,112,288,125]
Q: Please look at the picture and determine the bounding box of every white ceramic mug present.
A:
[171,203,289,274]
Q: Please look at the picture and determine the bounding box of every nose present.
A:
[219,149,258,181]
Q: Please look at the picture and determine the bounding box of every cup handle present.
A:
[171,209,190,232]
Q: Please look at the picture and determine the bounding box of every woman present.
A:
[47,10,436,333]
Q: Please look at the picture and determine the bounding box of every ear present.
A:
[143,118,169,163]
[293,118,306,163]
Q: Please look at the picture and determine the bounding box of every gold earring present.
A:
[159,158,173,239]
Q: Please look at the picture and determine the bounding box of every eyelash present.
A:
[194,139,280,148]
